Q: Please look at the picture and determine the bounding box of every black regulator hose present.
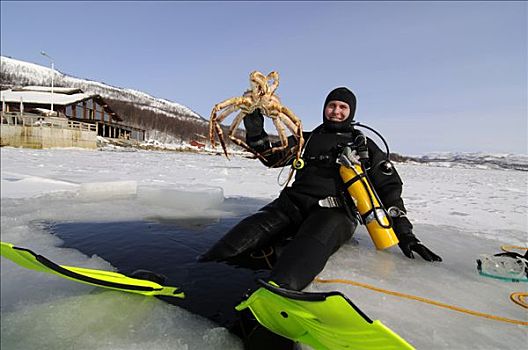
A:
[352,121,394,175]
[352,121,391,158]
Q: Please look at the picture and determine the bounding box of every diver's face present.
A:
[324,100,351,122]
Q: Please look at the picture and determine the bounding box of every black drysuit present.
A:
[201,124,417,291]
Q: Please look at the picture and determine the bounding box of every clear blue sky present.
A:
[1,1,526,155]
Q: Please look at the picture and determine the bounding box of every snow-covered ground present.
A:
[1,147,527,349]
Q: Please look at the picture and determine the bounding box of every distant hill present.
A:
[407,152,528,172]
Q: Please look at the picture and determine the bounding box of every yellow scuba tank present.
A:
[338,148,399,250]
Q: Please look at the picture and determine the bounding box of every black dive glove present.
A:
[398,237,442,262]
[243,109,264,137]
[392,216,442,262]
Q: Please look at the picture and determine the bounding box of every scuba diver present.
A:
[199,87,442,349]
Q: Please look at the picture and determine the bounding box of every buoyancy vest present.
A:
[289,127,357,199]
[280,124,403,215]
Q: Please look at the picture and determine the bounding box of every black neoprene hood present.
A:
[322,87,357,132]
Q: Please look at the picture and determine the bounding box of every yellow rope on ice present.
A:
[255,245,528,324]
[510,292,528,309]
[500,245,528,253]
[314,277,528,327]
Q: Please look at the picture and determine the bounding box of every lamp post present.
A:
[40,51,55,115]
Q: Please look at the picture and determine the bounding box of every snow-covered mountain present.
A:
[0,55,204,123]
[409,152,528,172]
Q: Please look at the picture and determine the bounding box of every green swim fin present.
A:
[0,241,184,298]
[236,280,414,350]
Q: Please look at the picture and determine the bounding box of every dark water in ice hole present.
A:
[38,204,273,330]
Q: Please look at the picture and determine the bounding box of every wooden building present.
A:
[0,86,146,141]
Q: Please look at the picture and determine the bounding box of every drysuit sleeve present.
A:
[365,139,417,242]
[248,133,302,168]
[244,110,305,168]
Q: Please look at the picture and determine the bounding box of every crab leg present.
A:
[210,97,245,143]
[209,104,235,146]
[212,104,242,158]
[228,111,247,136]
[228,110,275,163]
[228,136,269,163]
[271,117,289,152]
[267,71,280,94]
[277,111,300,138]
[213,123,231,158]
[279,106,304,160]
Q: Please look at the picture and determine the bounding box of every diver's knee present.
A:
[263,195,302,226]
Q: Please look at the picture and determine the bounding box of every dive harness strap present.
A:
[362,208,389,225]
[318,171,367,209]
[343,172,367,189]
[319,178,385,222]
[318,196,341,208]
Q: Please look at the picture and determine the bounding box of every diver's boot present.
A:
[230,280,300,350]
[129,269,167,285]
[237,306,300,350]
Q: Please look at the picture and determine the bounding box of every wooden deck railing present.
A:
[1,112,97,132]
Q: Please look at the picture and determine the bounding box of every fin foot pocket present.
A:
[129,269,168,285]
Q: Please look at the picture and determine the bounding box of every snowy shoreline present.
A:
[101,136,528,172]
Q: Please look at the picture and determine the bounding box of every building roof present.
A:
[1,87,124,122]
[13,86,84,94]
[1,89,93,106]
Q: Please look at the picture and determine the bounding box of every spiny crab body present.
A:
[209,71,304,164]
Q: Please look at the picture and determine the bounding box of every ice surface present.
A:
[1,291,242,350]
[1,147,527,349]
[311,224,528,349]
[79,181,138,201]
[137,185,224,211]
[1,171,79,199]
